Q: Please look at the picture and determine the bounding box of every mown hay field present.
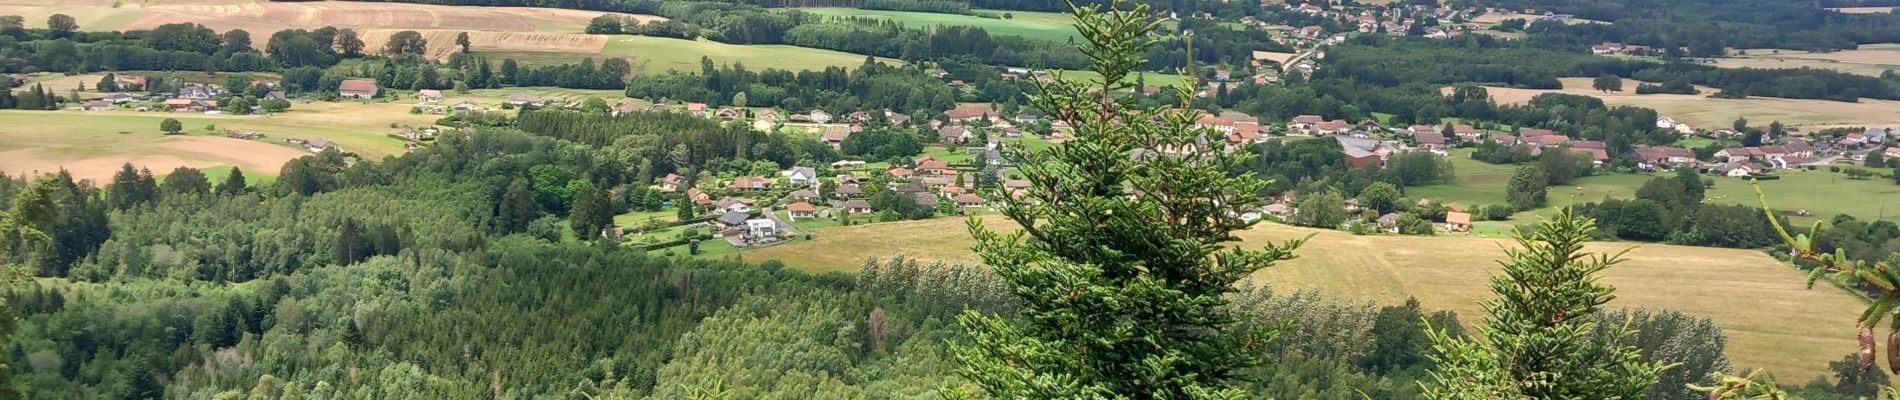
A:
[727,215,1864,381]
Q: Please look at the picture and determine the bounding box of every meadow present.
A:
[1405,149,1900,233]
[1717,45,1900,78]
[486,35,893,75]
[0,99,439,181]
[722,214,1864,381]
[799,7,1080,42]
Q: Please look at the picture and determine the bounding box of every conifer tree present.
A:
[953,1,1302,397]
[216,166,248,196]
[1423,207,1664,399]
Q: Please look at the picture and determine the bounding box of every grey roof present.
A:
[719,210,750,225]
[912,192,939,206]
[787,166,817,178]
[789,189,818,198]
[843,199,873,209]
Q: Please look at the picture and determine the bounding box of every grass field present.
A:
[800,8,1080,42]
[724,214,1863,381]
[0,100,438,181]
[487,35,894,75]
[1452,77,1900,130]
[1404,149,1900,232]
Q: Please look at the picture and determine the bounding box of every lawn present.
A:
[1056,69,1195,89]
[800,8,1081,42]
[723,215,1865,381]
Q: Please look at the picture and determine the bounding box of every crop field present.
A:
[1718,47,1900,77]
[799,8,1080,42]
[0,100,440,181]
[0,0,659,59]
[1829,6,1895,13]
[599,36,890,74]
[0,111,313,182]
[1452,77,1900,130]
[727,214,1863,381]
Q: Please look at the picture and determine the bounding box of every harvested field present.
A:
[729,215,1863,381]
[355,29,606,60]
[1721,47,1900,77]
[1443,77,1900,129]
[4,0,660,38]
[1829,6,1894,13]
[1250,50,1298,66]
[0,133,308,182]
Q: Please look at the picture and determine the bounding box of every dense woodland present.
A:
[1463,0,1900,52]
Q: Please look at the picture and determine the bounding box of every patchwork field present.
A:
[799,7,1080,42]
[1448,77,1900,130]
[727,214,1862,381]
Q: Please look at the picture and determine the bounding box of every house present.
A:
[164,98,209,112]
[1634,146,1697,169]
[1337,136,1393,168]
[887,167,914,178]
[782,167,819,186]
[506,94,545,107]
[915,156,950,175]
[1591,42,1626,55]
[264,91,287,101]
[687,187,713,205]
[1262,203,1292,219]
[716,108,743,119]
[177,85,217,100]
[451,100,485,111]
[787,202,817,219]
[954,193,986,209]
[911,192,940,208]
[611,101,641,116]
[1228,122,1267,145]
[830,160,865,169]
[1413,131,1448,153]
[416,89,442,103]
[752,113,778,131]
[104,93,137,104]
[922,177,954,188]
[835,183,864,197]
[1656,117,1679,129]
[660,173,687,192]
[338,79,379,99]
[892,182,928,194]
[684,102,708,116]
[1716,161,1759,178]
[938,126,972,144]
[1572,147,1610,166]
[306,139,339,153]
[716,197,755,214]
[744,219,779,240]
[843,199,874,214]
[82,101,112,111]
[1315,120,1351,136]
[1867,127,1891,143]
[822,127,848,147]
[730,176,773,190]
[1376,213,1404,233]
[946,106,992,124]
[718,210,751,230]
[809,109,832,124]
[1451,124,1481,141]
[1445,211,1472,232]
[788,189,820,202]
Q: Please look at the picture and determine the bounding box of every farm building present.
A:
[338,79,379,99]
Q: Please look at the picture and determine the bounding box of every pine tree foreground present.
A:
[952,1,1302,398]
[1423,207,1666,399]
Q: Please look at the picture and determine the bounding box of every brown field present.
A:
[1445,77,1900,130]
[1721,47,1900,77]
[1829,6,1894,13]
[0,133,309,182]
[1249,50,1297,66]
[354,29,607,60]
[732,216,1864,381]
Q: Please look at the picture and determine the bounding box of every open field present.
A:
[1719,47,1900,77]
[1449,77,1900,130]
[604,35,888,74]
[0,99,438,181]
[1829,6,1895,13]
[799,8,1079,42]
[0,112,313,182]
[728,214,1863,381]
[0,0,659,60]
[1407,149,1900,230]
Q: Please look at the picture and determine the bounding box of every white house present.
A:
[782,166,819,186]
[810,109,833,124]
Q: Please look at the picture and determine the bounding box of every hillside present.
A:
[733,216,1865,381]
